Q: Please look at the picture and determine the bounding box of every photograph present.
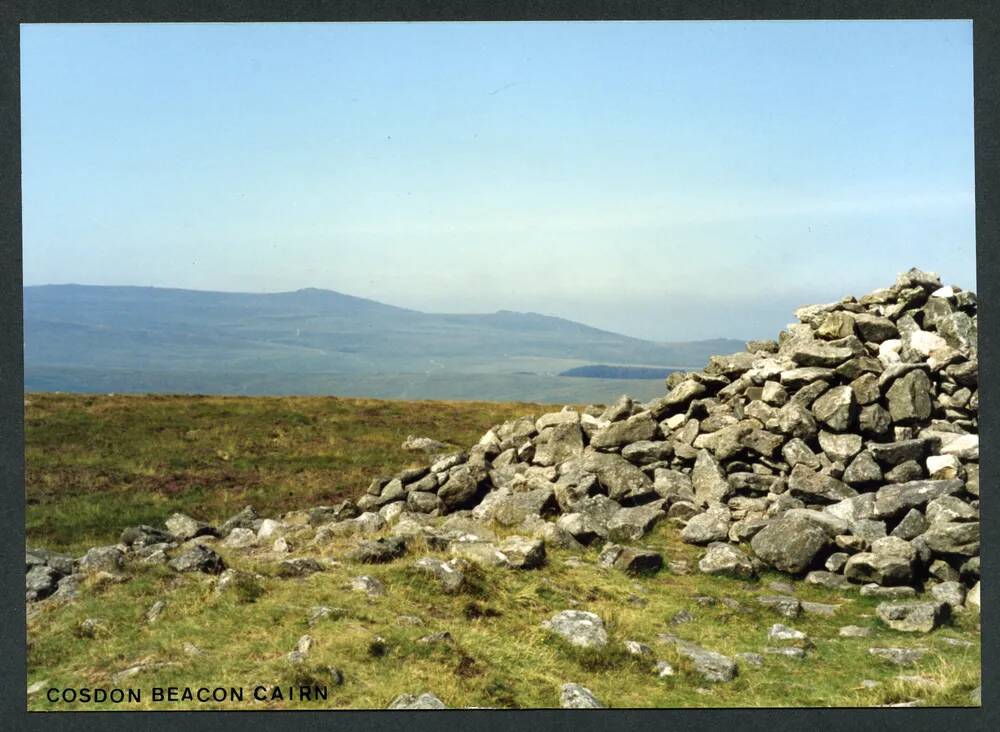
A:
[20,19,980,710]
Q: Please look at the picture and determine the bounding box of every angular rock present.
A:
[874,479,963,518]
[542,610,608,648]
[890,509,928,541]
[498,535,546,569]
[818,431,863,463]
[698,543,755,579]
[350,537,407,564]
[966,581,980,613]
[929,581,966,610]
[659,635,737,682]
[165,513,217,541]
[886,370,933,424]
[787,464,856,503]
[843,536,916,586]
[869,647,925,666]
[437,466,482,509]
[756,595,802,618]
[590,411,658,449]
[691,450,731,505]
[787,339,855,367]
[388,692,447,709]
[221,528,257,549]
[476,487,554,526]
[413,557,465,593]
[812,386,856,431]
[349,575,385,596]
[622,440,674,466]
[782,438,821,470]
[560,683,604,709]
[925,495,977,525]
[606,501,666,542]
[120,525,175,547]
[922,521,979,556]
[449,540,510,568]
[168,545,225,574]
[407,490,444,514]
[876,601,949,632]
[534,423,586,466]
[79,546,125,575]
[681,506,732,545]
[663,379,707,410]
[750,516,830,574]
[598,543,663,574]
[555,494,622,544]
[582,449,655,502]
[804,571,850,589]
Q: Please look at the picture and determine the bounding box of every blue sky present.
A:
[20,21,975,341]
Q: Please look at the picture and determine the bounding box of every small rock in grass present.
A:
[350,537,407,564]
[145,600,166,624]
[559,683,604,709]
[801,601,839,617]
[623,640,653,658]
[655,660,676,677]
[658,634,738,682]
[388,692,447,709]
[542,610,608,649]
[413,557,466,593]
[757,595,802,618]
[736,652,764,668]
[168,545,225,574]
[876,601,949,632]
[498,535,546,569]
[670,610,695,625]
[350,575,385,596]
[418,631,454,646]
[275,557,325,578]
[868,647,925,666]
[768,623,808,642]
[860,584,916,600]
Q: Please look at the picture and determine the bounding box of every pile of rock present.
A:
[338,268,982,602]
[26,269,981,618]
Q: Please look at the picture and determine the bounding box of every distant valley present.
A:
[23,285,745,403]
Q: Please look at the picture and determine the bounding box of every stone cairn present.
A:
[27,269,981,638]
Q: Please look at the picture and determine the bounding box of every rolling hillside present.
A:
[23,285,744,402]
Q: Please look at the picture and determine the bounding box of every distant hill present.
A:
[23,284,745,402]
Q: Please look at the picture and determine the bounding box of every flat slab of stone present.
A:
[542,610,608,648]
[869,647,926,666]
[876,601,949,633]
[658,634,737,682]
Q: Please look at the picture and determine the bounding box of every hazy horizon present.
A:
[21,21,976,341]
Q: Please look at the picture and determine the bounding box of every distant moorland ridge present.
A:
[23,284,744,402]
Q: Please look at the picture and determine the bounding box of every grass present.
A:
[25,392,541,553]
[24,393,981,709]
[26,521,981,710]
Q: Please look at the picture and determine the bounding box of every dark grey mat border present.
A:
[0,1,996,731]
